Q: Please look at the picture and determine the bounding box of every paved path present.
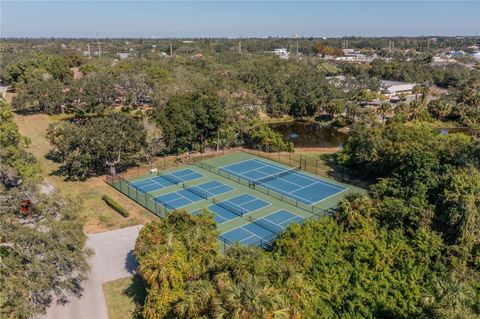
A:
[43,225,142,319]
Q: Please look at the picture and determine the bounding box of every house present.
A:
[273,48,289,59]
[380,80,415,99]
[117,52,131,60]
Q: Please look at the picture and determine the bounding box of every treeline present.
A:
[134,120,480,318]
[0,99,90,319]
[2,50,476,125]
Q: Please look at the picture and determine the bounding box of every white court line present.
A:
[223,225,263,244]
[217,158,263,171]
[258,210,301,230]
[278,215,303,228]
[308,188,349,206]
[254,181,315,205]
[256,159,346,191]
[180,171,205,180]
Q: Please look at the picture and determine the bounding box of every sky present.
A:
[1,1,479,38]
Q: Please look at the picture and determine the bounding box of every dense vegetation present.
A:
[1,38,479,318]
[135,119,479,319]
[135,211,313,319]
[0,99,90,319]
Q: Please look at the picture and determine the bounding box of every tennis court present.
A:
[221,210,304,247]
[219,158,346,205]
[130,168,203,192]
[195,194,270,224]
[155,180,234,210]
[182,180,234,199]
[108,151,363,251]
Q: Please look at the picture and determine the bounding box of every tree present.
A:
[242,120,293,152]
[377,101,392,123]
[413,84,422,100]
[3,53,72,87]
[154,91,225,153]
[435,166,480,268]
[0,99,90,319]
[323,99,345,119]
[47,113,147,179]
[136,211,312,319]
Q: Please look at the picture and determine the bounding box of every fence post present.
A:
[315,159,318,174]
[289,152,292,165]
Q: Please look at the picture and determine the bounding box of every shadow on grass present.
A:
[321,153,373,189]
[123,275,147,319]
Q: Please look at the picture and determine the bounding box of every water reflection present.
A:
[270,122,477,148]
[269,121,348,148]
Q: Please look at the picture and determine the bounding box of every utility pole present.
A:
[293,34,299,55]
[96,34,102,57]
[169,41,173,56]
[87,44,91,59]
[238,38,242,54]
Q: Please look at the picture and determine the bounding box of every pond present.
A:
[438,127,478,137]
[270,121,478,148]
[269,121,348,148]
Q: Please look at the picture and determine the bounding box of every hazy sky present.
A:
[1,1,479,38]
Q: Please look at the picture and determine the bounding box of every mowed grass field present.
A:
[13,113,156,233]
[103,276,146,319]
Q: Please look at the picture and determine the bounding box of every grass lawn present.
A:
[13,113,156,233]
[294,148,339,177]
[103,276,146,319]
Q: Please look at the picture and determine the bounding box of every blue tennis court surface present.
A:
[193,194,270,224]
[154,189,204,210]
[220,210,304,246]
[183,180,234,199]
[130,168,203,193]
[219,159,346,205]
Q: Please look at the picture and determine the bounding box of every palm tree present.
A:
[413,85,422,100]
[377,102,393,123]
[222,274,289,319]
[420,84,431,101]
[421,275,476,319]
[174,280,220,318]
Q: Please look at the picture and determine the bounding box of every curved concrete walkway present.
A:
[43,225,142,319]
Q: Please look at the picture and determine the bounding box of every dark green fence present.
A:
[105,174,168,219]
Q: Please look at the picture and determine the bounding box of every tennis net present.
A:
[250,166,300,186]
[160,173,181,185]
[247,216,283,235]
[181,183,209,200]
[212,198,246,217]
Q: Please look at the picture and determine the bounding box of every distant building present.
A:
[117,52,131,60]
[334,49,377,63]
[273,48,289,59]
[380,80,415,99]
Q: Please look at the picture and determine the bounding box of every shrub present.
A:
[102,194,129,217]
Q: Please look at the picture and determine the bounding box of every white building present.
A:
[380,80,415,99]
[273,48,289,59]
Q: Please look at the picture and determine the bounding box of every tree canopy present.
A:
[0,99,90,319]
[47,113,147,179]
